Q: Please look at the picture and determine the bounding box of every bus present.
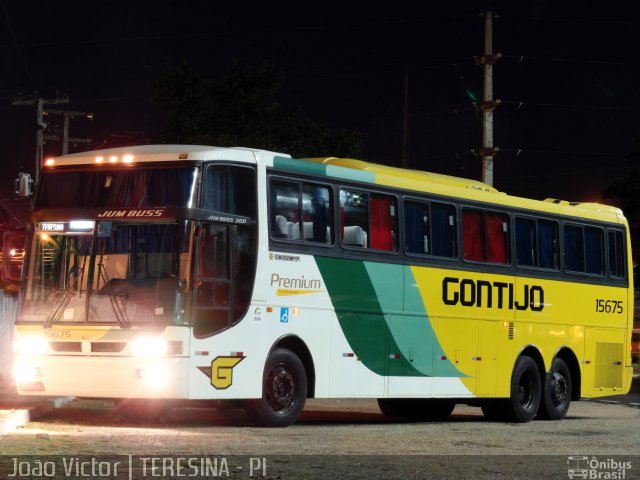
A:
[13,145,634,427]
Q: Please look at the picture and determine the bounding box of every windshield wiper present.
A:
[44,254,88,328]
[96,257,130,329]
[44,290,75,329]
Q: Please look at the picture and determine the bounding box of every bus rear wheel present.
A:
[377,398,455,421]
[503,355,542,423]
[537,357,572,420]
[245,348,307,427]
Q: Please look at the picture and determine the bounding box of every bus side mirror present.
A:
[15,173,33,197]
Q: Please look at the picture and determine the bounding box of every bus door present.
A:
[191,163,258,339]
[193,222,235,338]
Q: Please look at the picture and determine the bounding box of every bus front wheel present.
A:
[537,357,572,420]
[245,348,307,427]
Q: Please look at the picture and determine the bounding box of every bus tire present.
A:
[537,357,572,420]
[377,398,408,418]
[419,399,455,420]
[377,399,455,421]
[245,348,307,427]
[504,355,541,423]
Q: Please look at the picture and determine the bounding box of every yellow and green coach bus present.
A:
[13,145,634,426]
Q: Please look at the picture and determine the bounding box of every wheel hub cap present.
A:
[268,367,295,411]
[550,372,568,406]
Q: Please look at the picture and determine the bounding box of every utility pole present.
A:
[43,109,93,155]
[13,95,69,182]
[402,69,409,168]
[479,10,501,187]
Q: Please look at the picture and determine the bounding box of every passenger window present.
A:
[515,218,559,269]
[303,184,332,243]
[538,220,559,269]
[486,213,508,263]
[462,210,484,261]
[608,230,625,278]
[515,218,536,266]
[271,180,299,239]
[585,227,604,275]
[564,225,604,275]
[340,189,397,251]
[270,179,333,244]
[462,209,509,264]
[564,225,584,272]
[405,200,456,258]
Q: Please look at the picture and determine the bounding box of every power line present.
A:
[499,15,640,27]
[499,164,640,181]
[0,1,35,91]
[419,148,634,160]
[498,147,633,158]
[502,54,640,69]
[0,15,479,50]
[500,100,640,113]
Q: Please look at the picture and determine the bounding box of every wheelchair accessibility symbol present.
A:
[280,307,289,323]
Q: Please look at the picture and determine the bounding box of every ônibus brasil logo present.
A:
[567,456,632,479]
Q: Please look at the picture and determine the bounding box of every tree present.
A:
[603,171,640,265]
[603,171,640,230]
[632,135,640,157]
[152,61,366,158]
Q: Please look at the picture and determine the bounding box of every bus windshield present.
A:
[20,220,193,326]
[35,166,198,209]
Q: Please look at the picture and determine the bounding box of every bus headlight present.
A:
[130,337,167,357]
[14,337,48,356]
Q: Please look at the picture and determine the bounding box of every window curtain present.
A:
[515,219,535,266]
[405,202,424,253]
[538,221,557,269]
[462,210,483,261]
[584,228,603,274]
[486,214,508,264]
[564,226,584,272]
[432,204,454,257]
[370,196,393,250]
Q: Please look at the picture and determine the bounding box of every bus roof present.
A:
[304,157,500,193]
[43,145,624,225]
[44,144,290,167]
[279,156,625,224]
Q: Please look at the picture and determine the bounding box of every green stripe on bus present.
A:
[315,256,462,378]
[325,165,375,183]
[394,267,462,377]
[273,157,328,176]
[273,156,376,184]
[315,256,392,375]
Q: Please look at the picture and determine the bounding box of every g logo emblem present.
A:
[211,356,244,389]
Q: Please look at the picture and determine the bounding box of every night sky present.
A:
[1,1,639,203]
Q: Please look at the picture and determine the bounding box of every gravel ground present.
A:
[0,398,638,479]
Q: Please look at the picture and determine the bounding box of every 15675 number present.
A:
[595,299,623,314]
